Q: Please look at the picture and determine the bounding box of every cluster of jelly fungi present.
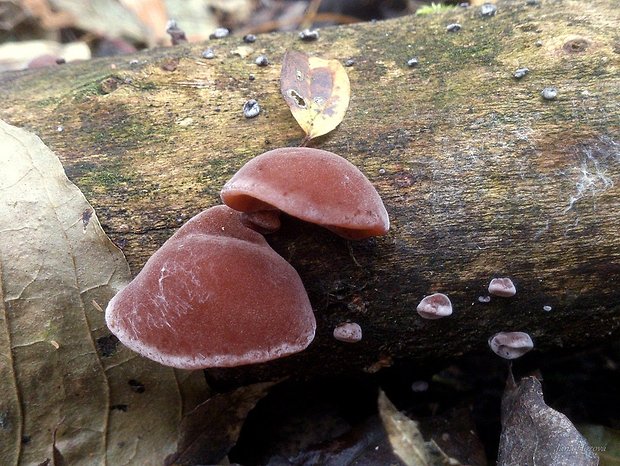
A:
[105,147,389,368]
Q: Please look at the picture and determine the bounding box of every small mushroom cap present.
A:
[333,322,362,343]
[105,206,315,369]
[416,293,453,319]
[220,147,390,240]
[488,277,517,297]
[488,331,534,359]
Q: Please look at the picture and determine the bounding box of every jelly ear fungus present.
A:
[106,147,390,369]
[105,206,316,369]
[220,147,390,240]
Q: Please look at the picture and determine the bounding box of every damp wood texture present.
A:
[1,0,619,384]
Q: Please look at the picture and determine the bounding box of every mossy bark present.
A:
[2,0,619,384]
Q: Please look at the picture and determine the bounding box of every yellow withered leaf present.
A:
[280,50,351,140]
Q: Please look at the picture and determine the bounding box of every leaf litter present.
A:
[280,50,351,141]
[0,120,208,465]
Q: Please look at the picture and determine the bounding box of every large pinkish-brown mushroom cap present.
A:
[105,206,316,369]
[220,147,390,240]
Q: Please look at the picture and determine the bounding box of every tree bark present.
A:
[2,0,619,384]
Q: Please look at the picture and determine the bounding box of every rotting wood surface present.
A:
[1,0,619,384]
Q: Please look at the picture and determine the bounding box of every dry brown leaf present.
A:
[119,0,170,46]
[378,391,465,466]
[165,0,218,42]
[50,0,148,41]
[378,390,429,466]
[499,373,599,466]
[0,120,208,465]
[165,381,276,465]
[280,50,351,140]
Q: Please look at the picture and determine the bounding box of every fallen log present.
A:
[1,0,619,384]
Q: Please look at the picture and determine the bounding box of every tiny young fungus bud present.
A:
[210,27,230,39]
[541,87,558,100]
[333,322,363,343]
[243,34,257,43]
[488,277,516,297]
[166,20,187,45]
[480,3,497,16]
[446,23,462,32]
[202,49,215,59]
[411,380,429,392]
[416,293,453,319]
[299,29,320,41]
[243,99,260,118]
[407,57,419,67]
[488,332,534,359]
[255,55,269,66]
[513,67,529,79]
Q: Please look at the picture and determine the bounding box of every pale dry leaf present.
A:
[0,40,91,72]
[0,120,208,466]
[165,0,218,42]
[499,373,599,466]
[378,390,429,466]
[49,0,148,41]
[280,50,351,140]
[120,0,170,46]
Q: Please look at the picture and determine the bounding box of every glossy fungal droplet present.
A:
[202,48,215,59]
[299,29,320,41]
[513,67,529,79]
[407,57,419,67]
[480,3,497,16]
[488,277,516,297]
[255,55,269,67]
[446,23,462,32]
[541,87,558,100]
[416,293,453,319]
[488,332,534,359]
[243,99,260,118]
[243,34,256,43]
[333,322,362,343]
[210,27,230,39]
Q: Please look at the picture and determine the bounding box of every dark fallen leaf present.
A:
[378,390,428,465]
[419,407,488,466]
[165,381,276,466]
[268,416,403,466]
[378,390,463,466]
[280,50,350,140]
[498,372,599,466]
